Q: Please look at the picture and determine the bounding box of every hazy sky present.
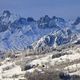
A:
[0,0,80,19]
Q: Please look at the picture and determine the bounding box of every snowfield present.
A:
[0,44,80,80]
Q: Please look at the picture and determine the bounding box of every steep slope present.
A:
[0,44,80,80]
[0,10,79,53]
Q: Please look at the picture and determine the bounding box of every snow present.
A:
[0,10,80,79]
[0,61,26,80]
[64,63,80,73]
[0,10,79,52]
[0,45,80,79]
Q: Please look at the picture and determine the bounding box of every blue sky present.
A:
[0,0,80,19]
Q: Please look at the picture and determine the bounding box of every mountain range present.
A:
[0,10,80,53]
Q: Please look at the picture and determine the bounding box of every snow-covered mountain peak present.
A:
[0,10,79,52]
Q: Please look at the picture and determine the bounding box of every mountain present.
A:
[0,10,80,80]
[0,10,80,53]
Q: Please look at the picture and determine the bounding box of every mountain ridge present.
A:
[0,10,80,53]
